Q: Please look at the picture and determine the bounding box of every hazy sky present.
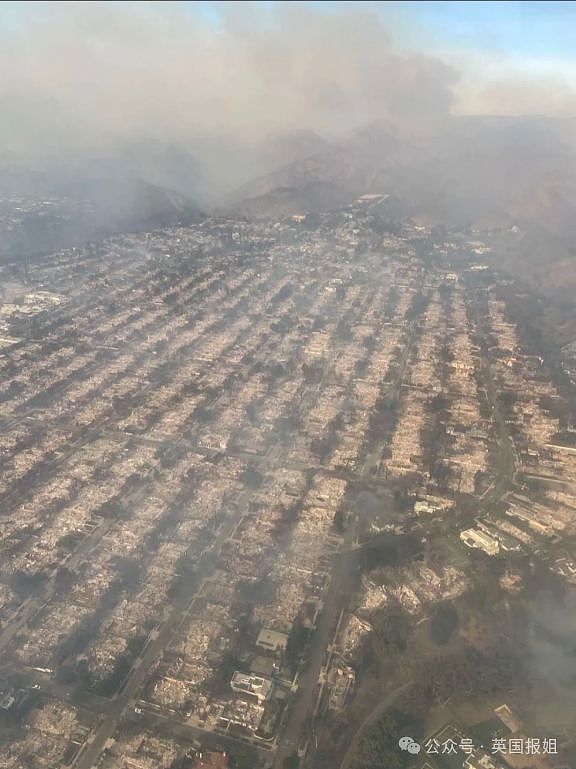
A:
[390,0,576,114]
[1,1,575,163]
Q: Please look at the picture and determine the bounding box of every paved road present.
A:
[2,297,426,768]
[74,492,252,769]
[273,320,422,769]
[0,513,116,659]
[0,418,158,660]
[339,680,414,769]
[134,704,274,762]
[468,294,516,504]
[273,525,358,769]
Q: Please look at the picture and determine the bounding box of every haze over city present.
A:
[1,4,576,769]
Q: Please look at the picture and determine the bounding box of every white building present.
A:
[230,672,272,704]
[256,628,288,653]
[460,528,500,556]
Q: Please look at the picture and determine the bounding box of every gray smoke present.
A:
[0,3,458,154]
[527,589,576,691]
[2,2,576,208]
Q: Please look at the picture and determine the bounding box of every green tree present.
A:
[373,605,411,652]
[283,753,300,769]
[430,601,459,645]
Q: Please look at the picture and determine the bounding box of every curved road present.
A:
[339,679,414,769]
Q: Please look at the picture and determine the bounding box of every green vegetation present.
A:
[229,746,262,769]
[416,644,522,704]
[283,753,300,769]
[10,570,47,599]
[429,601,459,645]
[362,533,422,572]
[286,617,312,675]
[358,709,421,769]
[372,605,412,652]
[94,653,132,697]
[54,566,77,595]
[333,508,346,533]
[239,467,264,490]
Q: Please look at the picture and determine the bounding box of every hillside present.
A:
[228,116,576,310]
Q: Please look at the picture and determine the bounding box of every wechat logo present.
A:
[399,736,421,755]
